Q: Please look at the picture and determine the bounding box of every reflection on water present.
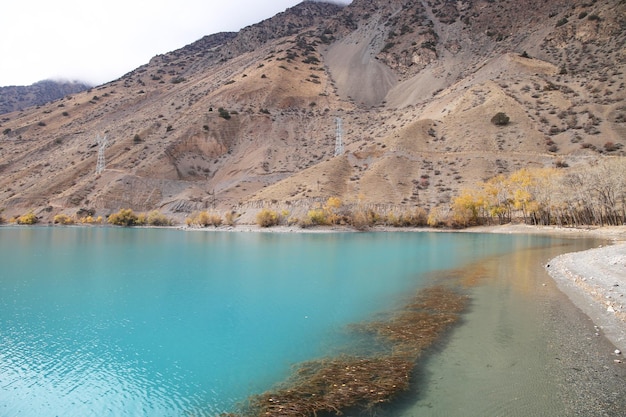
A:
[393,239,613,417]
[0,227,614,416]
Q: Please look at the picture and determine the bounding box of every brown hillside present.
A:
[0,0,624,223]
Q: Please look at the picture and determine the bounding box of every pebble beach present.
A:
[546,242,626,353]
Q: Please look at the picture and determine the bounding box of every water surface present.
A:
[0,227,611,416]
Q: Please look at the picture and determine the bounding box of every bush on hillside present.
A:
[53,214,75,225]
[146,210,173,226]
[16,212,38,225]
[256,208,279,227]
[491,112,510,126]
[186,211,222,227]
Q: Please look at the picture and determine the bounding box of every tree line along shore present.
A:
[2,158,624,230]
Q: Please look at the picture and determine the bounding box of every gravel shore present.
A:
[546,242,626,353]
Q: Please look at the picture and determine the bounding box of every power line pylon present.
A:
[334,117,344,156]
[95,134,108,175]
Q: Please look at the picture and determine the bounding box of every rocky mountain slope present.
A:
[0,80,91,115]
[0,0,624,223]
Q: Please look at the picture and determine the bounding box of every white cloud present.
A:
[0,0,352,87]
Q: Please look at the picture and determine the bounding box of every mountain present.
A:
[0,80,91,115]
[0,0,624,224]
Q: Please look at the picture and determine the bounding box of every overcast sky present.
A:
[0,0,351,87]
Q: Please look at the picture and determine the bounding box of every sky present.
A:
[0,0,351,87]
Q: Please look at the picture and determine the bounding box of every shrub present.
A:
[404,207,428,227]
[218,108,231,120]
[307,208,329,225]
[256,208,279,227]
[108,208,139,226]
[17,212,38,225]
[347,208,381,230]
[303,56,320,64]
[53,214,75,225]
[80,215,100,224]
[224,211,239,226]
[147,210,172,226]
[349,210,371,230]
[186,211,222,227]
[427,207,448,228]
[491,112,510,126]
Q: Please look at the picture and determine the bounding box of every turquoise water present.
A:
[0,227,584,416]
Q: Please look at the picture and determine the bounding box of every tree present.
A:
[482,174,512,223]
[491,112,510,126]
[508,168,536,224]
[451,189,485,227]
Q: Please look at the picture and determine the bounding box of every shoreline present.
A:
[545,241,626,353]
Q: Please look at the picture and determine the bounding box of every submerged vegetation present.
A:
[229,285,468,417]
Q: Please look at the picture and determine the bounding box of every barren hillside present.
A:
[0,0,624,223]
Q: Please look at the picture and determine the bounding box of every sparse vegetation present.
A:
[556,17,568,27]
[224,211,239,226]
[146,210,173,226]
[53,214,75,225]
[186,211,223,227]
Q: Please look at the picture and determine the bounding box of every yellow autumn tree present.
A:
[451,188,485,227]
[482,174,511,223]
[508,168,536,223]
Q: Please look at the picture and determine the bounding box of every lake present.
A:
[1,227,624,416]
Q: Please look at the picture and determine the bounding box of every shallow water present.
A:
[0,227,616,416]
